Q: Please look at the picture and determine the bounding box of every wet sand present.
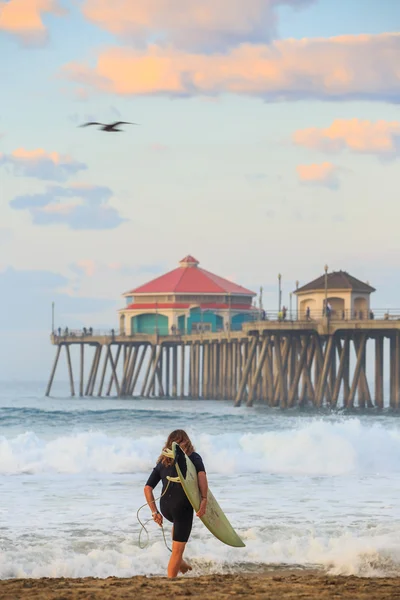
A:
[1,572,400,600]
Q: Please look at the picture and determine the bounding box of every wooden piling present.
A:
[316,336,334,407]
[172,345,178,398]
[97,346,110,397]
[141,346,156,397]
[235,337,257,406]
[195,342,201,398]
[329,338,337,399]
[65,344,75,396]
[156,347,165,397]
[331,337,349,407]
[79,344,84,397]
[375,335,384,409]
[145,345,163,398]
[85,345,99,396]
[247,337,269,406]
[123,345,138,396]
[348,334,367,408]
[89,346,102,396]
[180,343,185,398]
[108,345,121,397]
[288,335,308,407]
[342,335,350,407]
[129,345,147,396]
[213,342,219,399]
[288,336,297,402]
[232,341,238,401]
[390,335,396,409]
[106,345,121,397]
[202,343,209,399]
[165,345,170,397]
[45,344,62,397]
[120,344,134,396]
[396,333,400,410]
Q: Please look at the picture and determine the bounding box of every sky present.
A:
[0,0,399,380]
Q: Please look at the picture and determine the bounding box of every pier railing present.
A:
[51,308,400,341]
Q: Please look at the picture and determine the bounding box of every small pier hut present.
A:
[119,256,257,335]
[295,270,375,319]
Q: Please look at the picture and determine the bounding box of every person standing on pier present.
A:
[144,430,208,578]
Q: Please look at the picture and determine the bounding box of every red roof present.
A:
[126,302,255,310]
[127,257,255,296]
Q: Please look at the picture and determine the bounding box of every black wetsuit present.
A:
[146,452,205,543]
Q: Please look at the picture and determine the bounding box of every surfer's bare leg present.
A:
[170,527,192,575]
[168,541,187,578]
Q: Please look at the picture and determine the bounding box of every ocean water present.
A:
[1,382,400,579]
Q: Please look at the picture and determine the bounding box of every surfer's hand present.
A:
[153,512,163,527]
[196,499,207,518]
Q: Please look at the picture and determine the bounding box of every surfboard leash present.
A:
[136,482,172,552]
[136,449,180,553]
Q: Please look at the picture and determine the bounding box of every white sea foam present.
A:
[2,398,400,580]
[1,419,400,476]
[2,523,400,579]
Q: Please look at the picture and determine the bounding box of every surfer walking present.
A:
[144,430,208,578]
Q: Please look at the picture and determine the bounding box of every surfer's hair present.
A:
[158,429,195,466]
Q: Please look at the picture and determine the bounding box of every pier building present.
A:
[119,256,257,335]
[295,270,375,319]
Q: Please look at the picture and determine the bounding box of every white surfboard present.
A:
[172,442,245,548]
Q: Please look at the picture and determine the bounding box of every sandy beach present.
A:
[1,572,400,600]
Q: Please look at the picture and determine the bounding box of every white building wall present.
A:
[297,289,371,318]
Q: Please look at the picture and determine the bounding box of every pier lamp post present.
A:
[278,273,282,314]
[296,280,299,319]
[324,265,328,316]
[289,292,292,321]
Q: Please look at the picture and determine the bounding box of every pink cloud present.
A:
[294,119,400,158]
[39,202,78,215]
[296,162,342,189]
[10,184,126,230]
[82,0,313,50]
[72,260,126,278]
[75,259,96,277]
[62,33,400,102]
[0,0,66,46]
[150,143,170,153]
[0,148,86,181]
[107,261,122,270]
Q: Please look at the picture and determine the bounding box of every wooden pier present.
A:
[46,315,400,409]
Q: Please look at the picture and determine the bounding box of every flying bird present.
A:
[79,121,138,132]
